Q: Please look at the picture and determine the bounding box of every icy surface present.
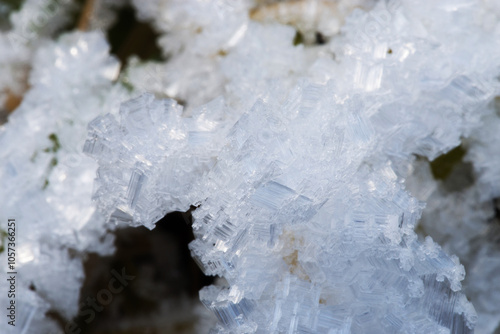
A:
[85,0,500,333]
[0,31,124,333]
[1,0,500,332]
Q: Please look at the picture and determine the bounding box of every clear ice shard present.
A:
[85,92,231,229]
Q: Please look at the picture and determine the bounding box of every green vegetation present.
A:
[40,134,60,189]
[0,228,8,254]
[44,133,61,153]
[293,30,304,46]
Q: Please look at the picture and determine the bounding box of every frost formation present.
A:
[1,0,500,333]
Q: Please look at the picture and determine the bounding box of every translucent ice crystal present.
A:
[1,0,500,332]
[85,93,233,229]
[86,0,500,331]
[0,31,125,333]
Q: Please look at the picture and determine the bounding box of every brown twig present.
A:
[4,91,23,112]
[77,0,96,31]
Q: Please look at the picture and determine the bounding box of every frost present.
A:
[2,0,500,333]
[84,0,500,332]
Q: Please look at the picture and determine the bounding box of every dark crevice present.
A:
[428,144,475,192]
[440,160,474,193]
[71,209,213,333]
[107,5,164,67]
[488,198,500,245]
[494,198,500,222]
[430,145,467,181]
[315,31,327,45]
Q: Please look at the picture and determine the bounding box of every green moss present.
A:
[120,79,134,92]
[430,145,467,180]
[41,158,57,190]
[0,228,8,254]
[293,30,304,46]
[43,133,61,153]
[39,134,60,189]
[48,133,61,152]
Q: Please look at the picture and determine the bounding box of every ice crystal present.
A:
[84,1,500,332]
[2,0,500,333]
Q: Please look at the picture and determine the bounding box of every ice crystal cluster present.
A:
[2,0,500,333]
[0,30,126,332]
[86,0,500,333]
